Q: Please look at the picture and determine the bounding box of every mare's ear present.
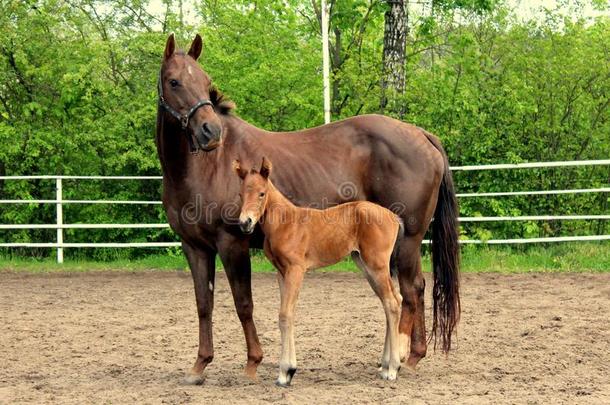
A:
[260,157,272,179]
[164,33,176,59]
[232,159,247,179]
[188,34,203,60]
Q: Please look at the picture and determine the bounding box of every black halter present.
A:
[157,73,214,153]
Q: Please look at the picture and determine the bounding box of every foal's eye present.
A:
[259,192,265,198]
[169,79,179,88]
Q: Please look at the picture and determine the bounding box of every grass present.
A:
[459,243,610,273]
[0,243,608,273]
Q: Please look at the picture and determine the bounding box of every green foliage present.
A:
[197,0,323,130]
[0,0,608,259]
[403,4,610,240]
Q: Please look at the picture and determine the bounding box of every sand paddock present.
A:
[1,270,609,404]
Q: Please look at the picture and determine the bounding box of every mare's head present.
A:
[159,34,234,151]
[232,157,273,234]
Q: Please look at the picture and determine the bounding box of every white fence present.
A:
[0,159,609,263]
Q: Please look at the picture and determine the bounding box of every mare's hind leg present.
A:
[276,267,305,387]
[396,236,427,369]
[353,251,402,380]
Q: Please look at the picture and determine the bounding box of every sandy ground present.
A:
[0,270,609,404]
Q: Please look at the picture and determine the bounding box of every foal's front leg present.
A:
[276,268,304,387]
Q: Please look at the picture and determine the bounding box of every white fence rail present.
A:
[1,159,609,263]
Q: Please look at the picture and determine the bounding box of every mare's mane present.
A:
[209,85,235,115]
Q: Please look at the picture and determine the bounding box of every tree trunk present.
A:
[380,0,408,118]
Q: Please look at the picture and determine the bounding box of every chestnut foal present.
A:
[233,157,404,386]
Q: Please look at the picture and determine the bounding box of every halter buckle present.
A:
[180,116,189,129]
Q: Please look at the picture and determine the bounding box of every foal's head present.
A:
[232,158,273,234]
[159,34,234,151]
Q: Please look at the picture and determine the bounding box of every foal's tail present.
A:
[389,217,404,278]
[424,132,461,354]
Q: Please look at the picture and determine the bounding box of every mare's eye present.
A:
[259,192,265,198]
[169,79,179,88]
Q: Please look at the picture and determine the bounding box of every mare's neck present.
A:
[156,109,192,184]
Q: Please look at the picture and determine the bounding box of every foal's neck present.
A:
[268,181,295,206]
[260,180,299,234]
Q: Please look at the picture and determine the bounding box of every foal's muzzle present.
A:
[239,217,255,234]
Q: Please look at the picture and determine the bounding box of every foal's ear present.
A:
[260,157,272,179]
[164,33,176,59]
[232,159,247,179]
[188,34,203,61]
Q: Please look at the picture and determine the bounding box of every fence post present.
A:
[321,0,331,124]
[56,178,63,263]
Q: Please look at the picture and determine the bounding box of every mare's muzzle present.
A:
[194,122,222,151]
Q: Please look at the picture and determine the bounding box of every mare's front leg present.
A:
[182,242,216,385]
[216,232,264,380]
[276,268,304,387]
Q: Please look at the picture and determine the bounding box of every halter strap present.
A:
[157,73,214,153]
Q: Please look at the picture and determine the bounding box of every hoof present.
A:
[404,361,417,373]
[276,368,296,387]
[379,368,398,381]
[406,356,421,371]
[182,372,204,385]
[244,364,259,381]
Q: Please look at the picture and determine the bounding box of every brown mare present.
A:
[156,34,460,385]
[234,157,405,385]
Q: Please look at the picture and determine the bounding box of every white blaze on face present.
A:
[187,65,194,77]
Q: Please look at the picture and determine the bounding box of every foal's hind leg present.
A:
[379,283,403,371]
[276,267,305,387]
[354,251,402,380]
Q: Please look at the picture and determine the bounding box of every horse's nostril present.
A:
[202,123,212,137]
[201,122,221,140]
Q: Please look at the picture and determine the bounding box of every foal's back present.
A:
[294,201,401,270]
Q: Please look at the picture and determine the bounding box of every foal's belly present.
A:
[306,240,356,271]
